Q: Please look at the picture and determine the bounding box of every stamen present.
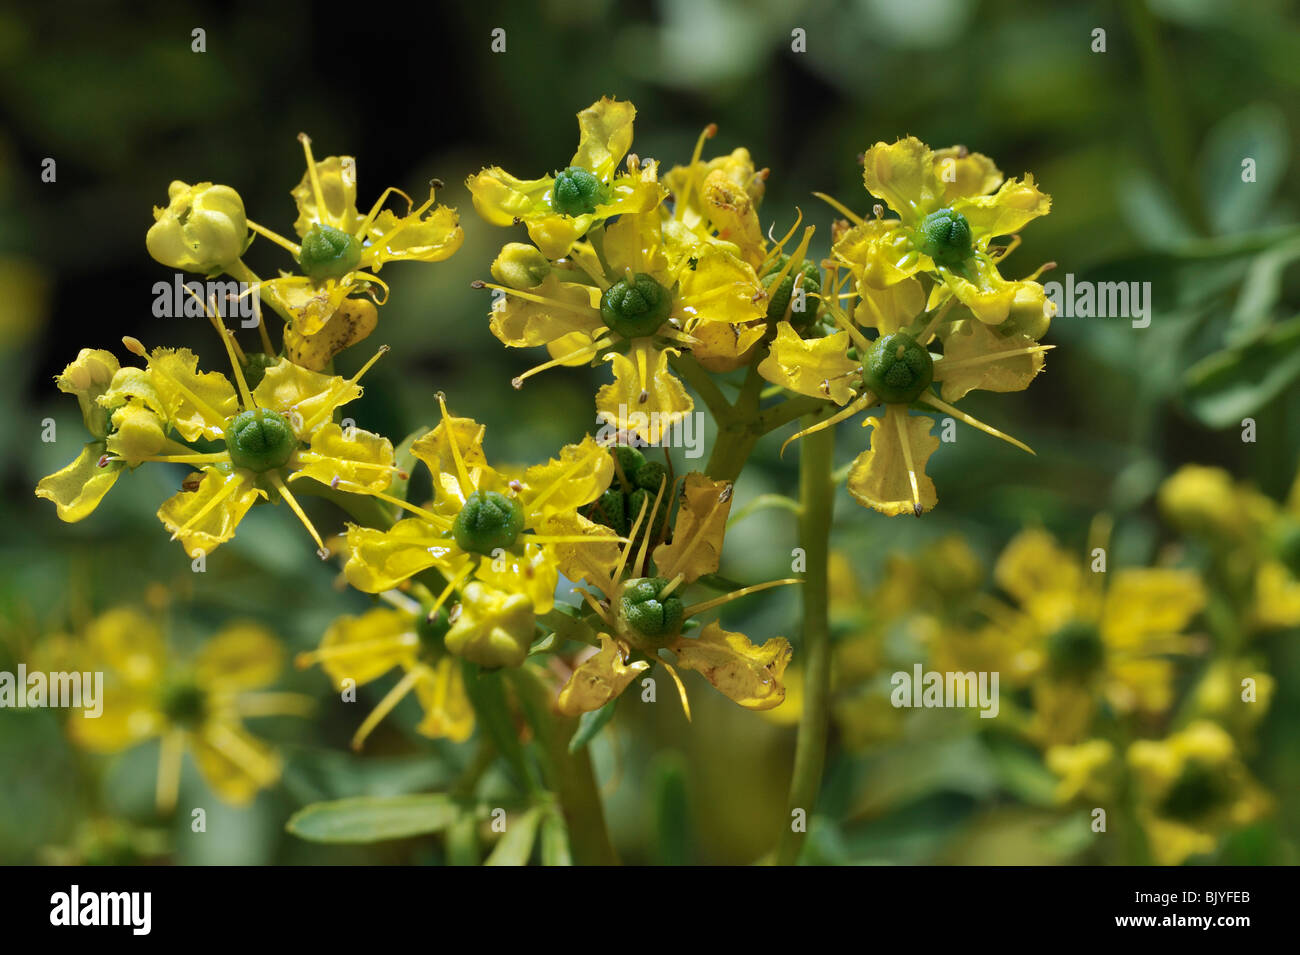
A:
[892,408,924,516]
[124,335,230,433]
[917,393,1035,454]
[299,132,329,224]
[155,729,185,813]
[660,661,692,722]
[658,484,732,583]
[169,471,248,542]
[511,334,609,389]
[779,392,876,458]
[234,692,316,717]
[297,346,390,434]
[812,191,867,227]
[934,344,1054,372]
[350,665,425,751]
[245,219,302,256]
[205,720,280,785]
[435,392,474,494]
[295,633,419,669]
[355,185,415,240]
[681,577,800,618]
[675,122,717,222]
[632,474,670,579]
[269,471,326,552]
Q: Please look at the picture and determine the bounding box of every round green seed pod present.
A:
[862,332,934,404]
[298,223,363,282]
[915,208,973,267]
[613,446,647,486]
[1045,620,1105,678]
[159,680,206,728]
[600,273,673,339]
[617,576,685,644]
[634,461,667,492]
[551,166,605,217]
[762,259,822,325]
[452,490,525,556]
[586,488,629,537]
[225,408,298,473]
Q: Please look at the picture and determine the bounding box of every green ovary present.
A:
[863,332,934,404]
[452,490,525,556]
[225,408,298,473]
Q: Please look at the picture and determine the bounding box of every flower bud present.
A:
[490,242,551,289]
[56,348,119,438]
[444,581,535,669]
[146,180,248,273]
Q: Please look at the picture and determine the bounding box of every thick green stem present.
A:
[510,666,619,865]
[775,412,834,865]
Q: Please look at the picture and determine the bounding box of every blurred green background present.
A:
[1,0,1298,864]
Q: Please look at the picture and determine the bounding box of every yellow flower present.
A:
[60,608,307,811]
[296,596,473,750]
[35,349,178,522]
[829,137,1053,325]
[484,207,767,443]
[342,396,620,666]
[1128,721,1271,865]
[146,180,248,273]
[663,124,769,268]
[247,134,463,338]
[991,526,1206,744]
[552,472,796,718]
[35,304,400,558]
[758,261,1048,516]
[467,97,665,259]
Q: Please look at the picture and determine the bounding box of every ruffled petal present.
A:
[292,154,359,236]
[413,657,475,742]
[251,358,361,434]
[284,297,377,371]
[316,608,419,687]
[488,273,602,348]
[670,622,792,710]
[933,319,1046,402]
[845,407,939,516]
[595,343,693,445]
[757,322,859,404]
[291,422,395,494]
[861,137,942,223]
[519,434,614,520]
[147,347,239,441]
[570,97,637,181]
[557,635,650,716]
[361,201,463,269]
[953,174,1051,241]
[195,622,284,693]
[932,146,1003,203]
[652,472,733,583]
[35,441,123,521]
[343,519,471,593]
[156,467,264,557]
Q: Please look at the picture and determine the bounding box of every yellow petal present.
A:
[251,358,361,433]
[941,260,1022,325]
[284,297,377,371]
[954,174,1051,241]
[757,321,859,404]
[157,467,264,557]
[68,687,161,752]
[932,146,1003,203]
[466,167,552,226]
[316,608,419,687]
[190,719,281,805]
[993,528,1083,614]
[409,414,488,479]
[292,154,358,236]
[85,607,167,686]
[653,473,733,583]
[413,657,475,742]
[107,402,176,465]
[933,319,1046,402]
[670,622,791,710]
[557,635,649,716]
[195,622,284,692]
[674,245,766,330]
[260,276,355,337]
[148,347,239,442]
[1101,569,1205,649]
[519,435,614,520]
[861,136,941,223]
[35,441,122,522]
[1254,560,1300,628]
[292,422,395,494]
[443,581,536,669]
[56,348,120,436]
[688,317,766,372]
[833,219,925,289]
[846,407,939,516]
[596,343,693,445]
[570,97,636,181]
[855,275,925,335]
[362,202,463,268]
[488,272,602,348]
[343,519,470,593]
[473,540,559,614]
[537,511,624,590]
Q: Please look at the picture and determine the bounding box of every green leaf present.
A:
[484,806,543,866]
[567,698,617,754]
[1200,103,1290,235]
[461,663,539,793]
[285,793,458,844]
[1183,313,1300,427]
